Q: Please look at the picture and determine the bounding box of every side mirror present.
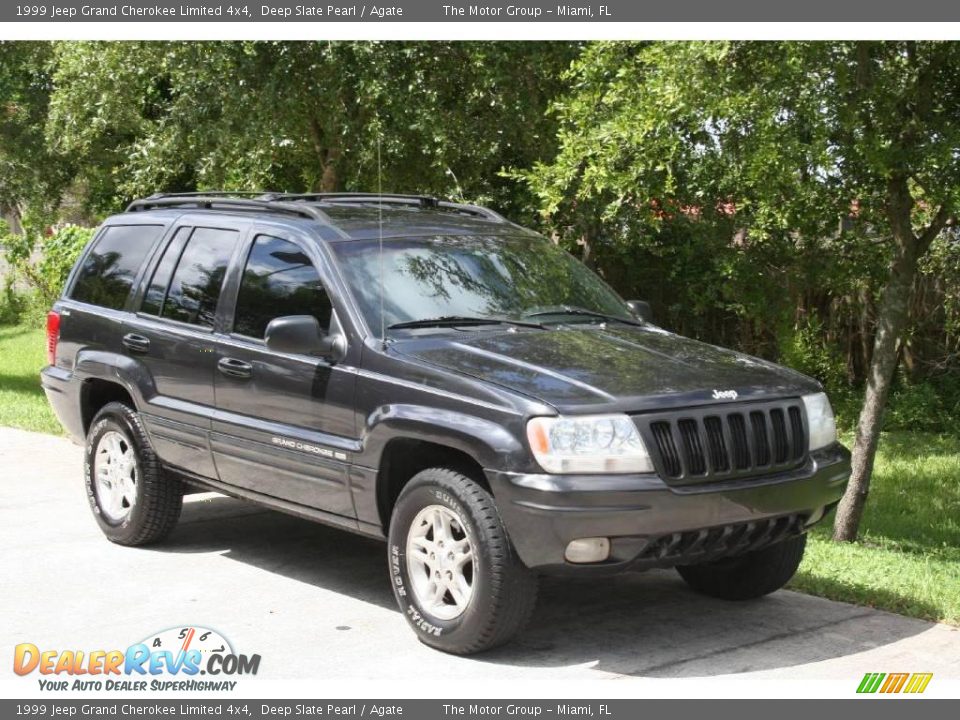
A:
[626,300,652,323]
[265,315,346,361]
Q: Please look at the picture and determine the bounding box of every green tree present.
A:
[522,41,960,540]
[0,41,69,231]
[45,41,576,223]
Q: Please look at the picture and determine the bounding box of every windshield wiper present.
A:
[388,315,546,330]
[522,306,643,326]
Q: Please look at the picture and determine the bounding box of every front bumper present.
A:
[485,443,850,573]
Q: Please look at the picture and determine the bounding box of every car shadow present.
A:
[0,371,45,397]
[160,493,933,678]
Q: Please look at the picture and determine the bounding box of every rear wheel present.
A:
[676,534,807,600]
[84,402,183,546]
[387,468,538,655]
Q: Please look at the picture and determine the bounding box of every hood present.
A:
[393,324,820,414]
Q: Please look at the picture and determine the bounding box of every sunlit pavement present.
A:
[2,426,958,684]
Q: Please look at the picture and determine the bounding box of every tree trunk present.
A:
[307,118,341,192]
[832,178,949,541]
[319,148,341,192]
[1,203,24,235]
[858,287,872,383]
[832,249,914,540]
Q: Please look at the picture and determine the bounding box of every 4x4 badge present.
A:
[712,389,738,400]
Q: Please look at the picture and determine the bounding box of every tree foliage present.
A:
[0,224,93,307]
[522,41,960,538]
[0,41,69,227]
[3,41,960,541]
[526,42,959,231]
[45,41,577,223]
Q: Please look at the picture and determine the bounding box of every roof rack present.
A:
[263,192,511,224]
[125,195,348,237]
[125,191,514,233]
[438,201,511,224]
[143,190,274,200]
[262,192,440,208]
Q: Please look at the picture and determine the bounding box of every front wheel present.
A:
[387,468,538,655]
[676,533,807,600]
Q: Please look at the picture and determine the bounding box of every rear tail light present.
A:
[46,311,60,366]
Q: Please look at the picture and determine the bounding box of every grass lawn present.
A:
[0,322,958,624]
[791,432,960,625]
[0,323,64,435]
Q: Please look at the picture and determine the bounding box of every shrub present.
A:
[830,376,960,435]
[828,385,862,433]
[779,315,849,390]
[0,224,94,308]
[884,376,960,434]
[0,278,28,325]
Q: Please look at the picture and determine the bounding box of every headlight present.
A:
[526,414,654,474]
[802,392,837,451]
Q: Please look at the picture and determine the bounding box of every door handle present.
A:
[122,333,151,354]
[218,357,253,379]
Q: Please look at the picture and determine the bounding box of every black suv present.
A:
[42,192,851,654]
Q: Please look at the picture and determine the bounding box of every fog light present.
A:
[564,537,610,564]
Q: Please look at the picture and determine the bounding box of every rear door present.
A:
[58,222,166,369]
[124,219,248,477]
[210,226,357,517]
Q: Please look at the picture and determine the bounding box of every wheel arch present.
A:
[80,378,136,435]
[376,438,489,531]
[367,405,525,531]
[75,349,155,434]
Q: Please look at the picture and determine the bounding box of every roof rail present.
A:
[143,191,272,200]
[126,191,513,233]
[264,192,511,224]
[262,192,440,208]
[125,195,348,236]
[437,201,511,224]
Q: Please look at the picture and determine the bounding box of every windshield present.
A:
[330,235,633,333]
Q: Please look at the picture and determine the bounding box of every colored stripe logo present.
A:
[857,672,933,694]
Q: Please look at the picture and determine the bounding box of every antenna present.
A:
[377,131,386,350]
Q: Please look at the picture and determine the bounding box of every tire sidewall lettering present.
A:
[389,469,537,653]
[390,544,407,598]
[389,483,484,640]
[390,540,446,638]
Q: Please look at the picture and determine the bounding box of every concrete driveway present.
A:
[2,426,958,684]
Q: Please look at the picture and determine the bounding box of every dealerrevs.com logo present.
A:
[13,626,261,692]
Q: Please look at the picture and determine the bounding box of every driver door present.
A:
[210,228,357,517]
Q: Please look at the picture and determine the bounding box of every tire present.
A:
[676,533,807,600]
[387,467,538,655]
[84,401,183,546]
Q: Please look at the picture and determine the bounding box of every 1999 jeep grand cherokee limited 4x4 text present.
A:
[42,192,851,654]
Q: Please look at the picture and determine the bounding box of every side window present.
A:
[161,228,238,328]
[233,235,333,340]
[140,227,192,316]
[70,225,163,310]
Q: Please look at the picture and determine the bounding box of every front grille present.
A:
[638,399,807,485]
[632,513,808,569]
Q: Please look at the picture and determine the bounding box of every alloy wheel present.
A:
[405,504,475,620]
[94,430,138,522]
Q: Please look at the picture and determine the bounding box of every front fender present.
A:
[361,404,525,471]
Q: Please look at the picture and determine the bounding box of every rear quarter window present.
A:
[69,225,164,310]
